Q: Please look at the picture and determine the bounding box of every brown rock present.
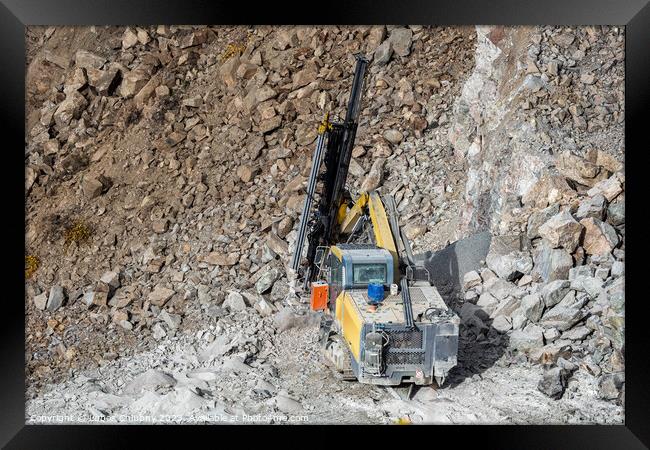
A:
[522,172,575,208]
[134,74,161,108]
[53,91,88,128]
[82,176,104,199]
[152,219,169,234]
[74,50,106,70]
[361,158,385,192]
[148,286,175,307]
[556,151,607,187]
[587,175,623,201]
[283,175,306,193]
[86,67,120,94]
[538,210,584,252]
[122,28,139,49]
[237,164,258,183]
[204,252,239,266]
[266,233,289,257]
[580,217,619,256]
[276,217,294,239]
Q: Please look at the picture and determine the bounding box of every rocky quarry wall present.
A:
[24,24,624,421]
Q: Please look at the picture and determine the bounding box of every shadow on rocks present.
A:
[415,231,509,388]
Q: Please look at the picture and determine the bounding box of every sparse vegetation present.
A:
[63,220,92,247]
[220,42,247,62]
[25,255,40,279]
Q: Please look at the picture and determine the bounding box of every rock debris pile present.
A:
[25,24,623,424]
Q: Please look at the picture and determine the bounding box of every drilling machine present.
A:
[291,55,459,387]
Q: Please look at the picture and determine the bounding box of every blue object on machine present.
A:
[367,283,384,305]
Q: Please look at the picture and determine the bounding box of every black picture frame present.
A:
[2,0,648,447]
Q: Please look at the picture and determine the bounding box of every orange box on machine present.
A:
[310,281,328,311]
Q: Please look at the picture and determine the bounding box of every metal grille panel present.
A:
[386,329,423,349]
[385,351,425,365]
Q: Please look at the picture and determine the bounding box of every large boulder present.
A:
[537,366,571,399]
[533,243,573,282]
[580,217,619,256]
[538,210,584,253]
[556,151,607,187]
[539,290,587,331]
[53,91,88,128]
[255,268,282,294]
[509,323,544,352]
[520,293,545,322]
[360,158,385,192]
[527,204,560,239]
[575,194,607,221]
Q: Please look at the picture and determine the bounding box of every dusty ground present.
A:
[26,311,623,424]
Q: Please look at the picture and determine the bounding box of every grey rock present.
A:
[611,261,624,277]
[476,292,499,316]
[527,204,560,239]
[598,372,624,401]
[152,323,167,340]
[159,309,182,330]
[510,323,544,351]
[46,285,66,312]
[486,250,533,281]
[275,395,304,414]
[520,293,545,322]
[462,270,482,291]
[34,292,48,311]
[607,200,625,226]
[543,327,561,343]
[576,194,607,220]
[388,27,413,57]
[224,291,247,312]
[533,243,573,282]
[569,265,593,280]
[492,315,512,332]
[538,366,572,399]
[561,325,592,341]
[253,297,274,317]
[570,276,603,299]
[540,280,571,308]
[539,291,587,331]
[373,39,393,65]
[255,268,282,294]
[491,296,520,319]
[594,267,610,280]
[123,369,176,395]
[510,308,528,330]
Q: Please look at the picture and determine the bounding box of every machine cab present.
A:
[326,244,394,311]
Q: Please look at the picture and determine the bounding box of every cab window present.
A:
[352,263,387,285]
